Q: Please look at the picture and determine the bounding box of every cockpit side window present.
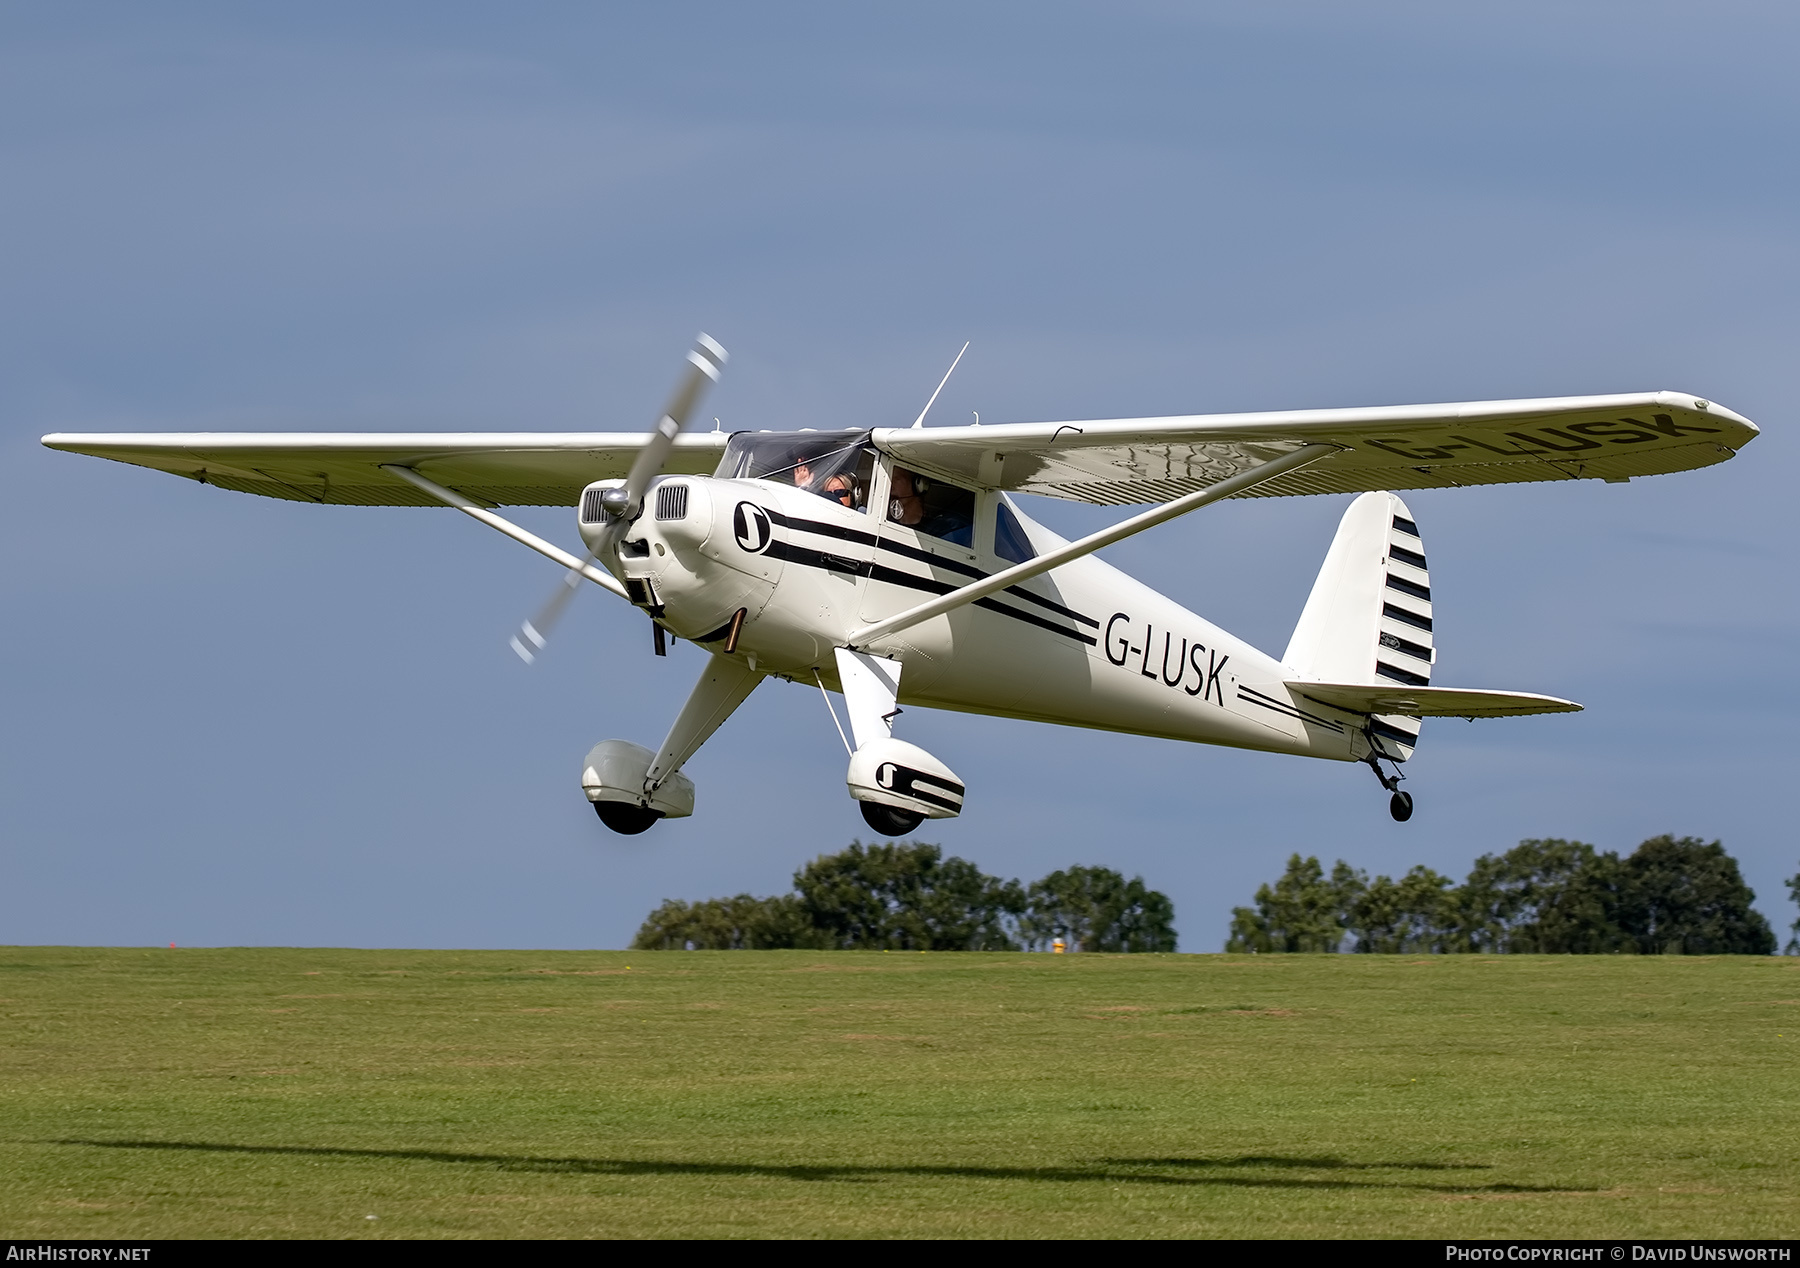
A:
[994,499,1036,564]
[716,431,875,513]
[889,467,975,547]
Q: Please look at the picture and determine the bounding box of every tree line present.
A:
[632,840,1177,952]
[1791,868,1800,956]
[1228,835,1792,955]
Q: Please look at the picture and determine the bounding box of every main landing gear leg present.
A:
[644,655,768,793]
[1364,752,1414,822]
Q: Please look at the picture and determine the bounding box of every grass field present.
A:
[1,948,1796,1239]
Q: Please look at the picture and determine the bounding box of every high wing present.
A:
[36,431,730,506]
[875,390,1757,505]
[42,390,1755,509]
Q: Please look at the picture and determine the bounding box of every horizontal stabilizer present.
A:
[1291,682,1582,719]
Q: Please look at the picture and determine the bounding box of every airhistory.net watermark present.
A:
[6,1250,151,1262]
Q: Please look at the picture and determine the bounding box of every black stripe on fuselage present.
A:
[763,539,1097,646]
[766,506,1100,629]
[1388,543,1427,570]
[762,506,879,547]
[1237,684,1346,733]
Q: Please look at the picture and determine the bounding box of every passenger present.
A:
[794,461,856,508]
[820,473,855,507]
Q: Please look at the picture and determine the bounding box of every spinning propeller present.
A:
[510,333,728,663]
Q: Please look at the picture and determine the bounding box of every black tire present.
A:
[594,800,663,835]
[1389,790,1414,822]
[859,801,925,836]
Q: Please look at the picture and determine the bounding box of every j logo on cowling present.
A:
[733,502,772,554]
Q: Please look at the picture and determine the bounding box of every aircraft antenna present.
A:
[910,341,969,428]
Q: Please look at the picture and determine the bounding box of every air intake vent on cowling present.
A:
[580,488,609,524]
[655,483,689,521]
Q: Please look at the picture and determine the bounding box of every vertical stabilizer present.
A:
[1283,491,1434,760]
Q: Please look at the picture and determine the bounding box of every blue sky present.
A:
[4,2,1797,950]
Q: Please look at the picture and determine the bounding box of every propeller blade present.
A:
[511,334,728,664]
[510,563,587,664]
[600,333,728,524]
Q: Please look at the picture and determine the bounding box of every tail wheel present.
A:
[859,801,925,836]
[1389,790,1414,822]
[594,801,663,835]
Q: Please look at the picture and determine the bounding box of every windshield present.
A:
[716,430,876,512]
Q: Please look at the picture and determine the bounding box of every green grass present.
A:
[1,948,1796,1239]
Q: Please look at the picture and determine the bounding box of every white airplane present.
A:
[43,336,1759,834]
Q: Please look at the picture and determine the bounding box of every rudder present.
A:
[1283,490,1435,760]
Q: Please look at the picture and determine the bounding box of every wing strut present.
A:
[380,464,628,600]
[846,441,1339,649]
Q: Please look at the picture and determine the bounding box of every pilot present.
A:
[889,469,972,545]
[887,469,925,526]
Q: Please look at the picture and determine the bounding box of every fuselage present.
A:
[579,435,1376,766]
